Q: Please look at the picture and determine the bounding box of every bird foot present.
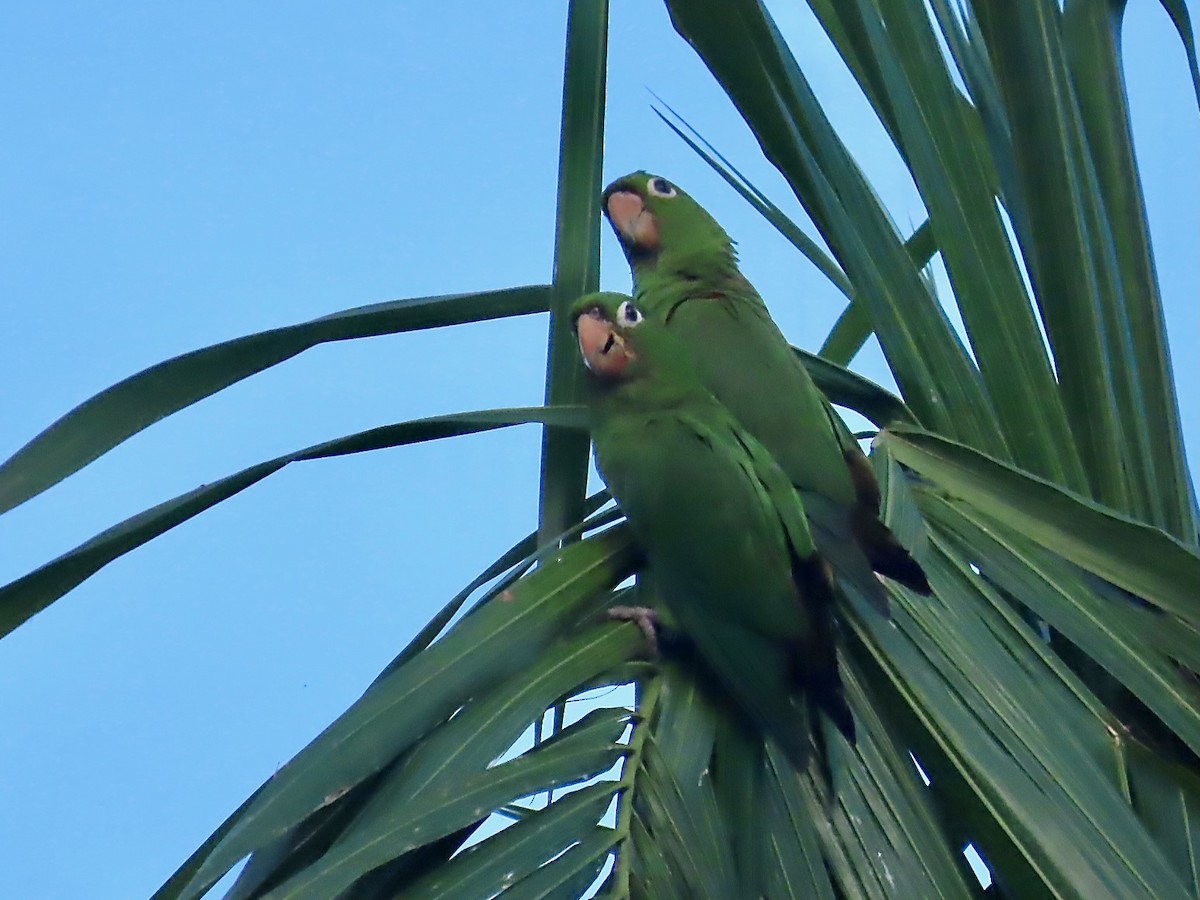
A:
[608,605,660,657]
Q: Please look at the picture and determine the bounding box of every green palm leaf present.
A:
[0,286,550,517]
[3,0,1196,896]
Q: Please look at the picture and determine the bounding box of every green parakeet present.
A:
[572,290,854,767]
[603,171,930,611]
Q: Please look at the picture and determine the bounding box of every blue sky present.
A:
[0,3,1195,897]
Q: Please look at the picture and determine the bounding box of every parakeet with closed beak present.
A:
[573,290,854,767]
[603,171,930,611]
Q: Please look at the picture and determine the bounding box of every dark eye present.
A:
[647,177,677,198]
[617,300,644,326]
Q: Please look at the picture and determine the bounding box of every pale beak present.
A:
[576,309,632,377]
[605,191,659,251]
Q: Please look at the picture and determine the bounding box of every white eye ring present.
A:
[646,176,677,198]
[617,300,644,326]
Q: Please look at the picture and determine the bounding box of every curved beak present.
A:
[575,308,632,378]
[604,189,659,252]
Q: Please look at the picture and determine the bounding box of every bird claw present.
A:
[608,605,660,657]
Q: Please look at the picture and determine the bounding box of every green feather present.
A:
[570,291,853,768]
[602,171,931,607]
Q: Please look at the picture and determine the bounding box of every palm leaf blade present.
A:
[0,407,589,640]
[0,285,550,516]
[537,0,608,544]
[171,526,637,899]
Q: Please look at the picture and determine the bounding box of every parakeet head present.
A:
[570,292,650,381]
[602,171,735,279]
[570,291,698,396]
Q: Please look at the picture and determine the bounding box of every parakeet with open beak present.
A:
[573,291,854,768]
[603,171,930,611]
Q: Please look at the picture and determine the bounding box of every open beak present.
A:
[604,189,659,251]
[575,308,632,377]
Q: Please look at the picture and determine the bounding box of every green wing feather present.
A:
[603,171,931,605]
[592,402,850,767]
